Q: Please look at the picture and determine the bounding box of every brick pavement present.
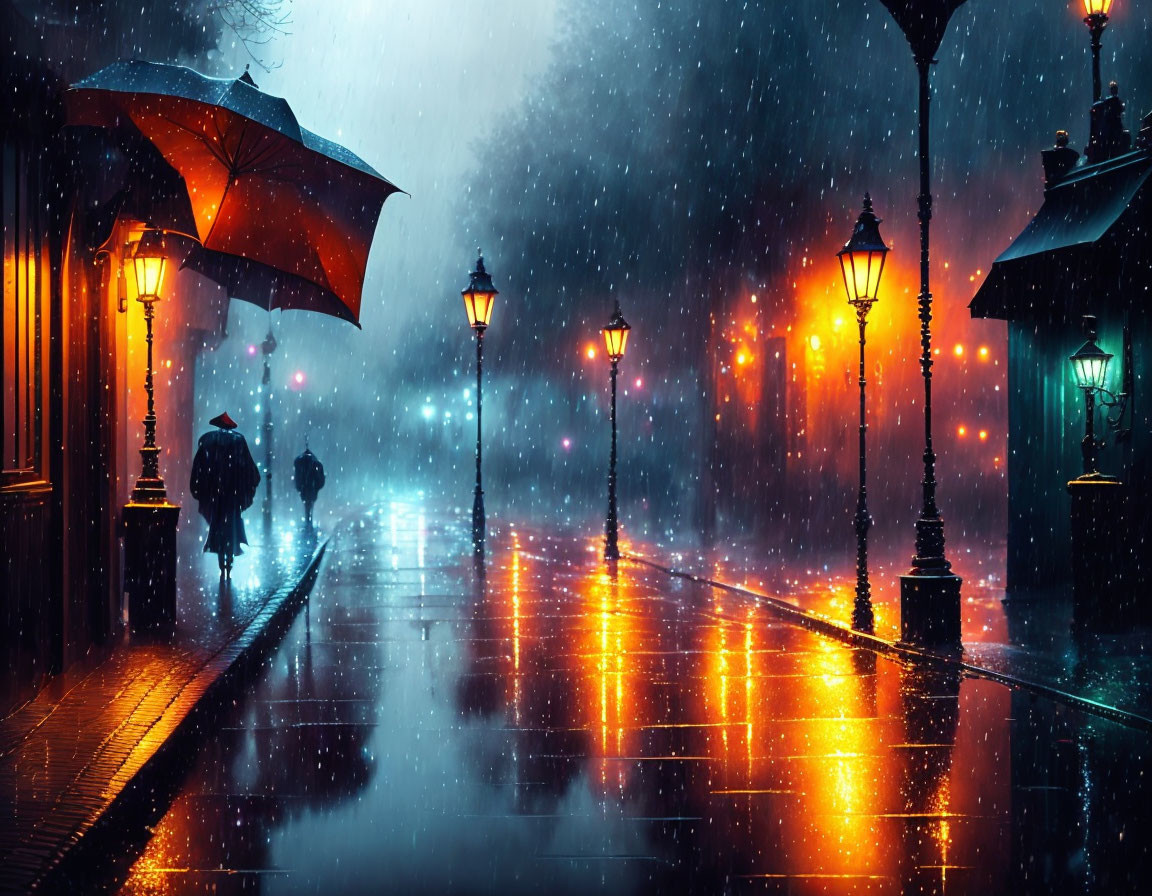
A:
[0,534,326,895]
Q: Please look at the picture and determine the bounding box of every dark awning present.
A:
[970,149,1152,321]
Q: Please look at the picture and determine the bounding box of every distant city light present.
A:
[736,352,748,365]
[978,346,990,359]
[585,344,597,360]
[957,425,967,437]
[634,378,643,389]
[809,334,821,351]
[462,388,471,400]
[750,294,758,303]
[294,371,305,384]
[978,429,988,441]
[562,437,571,450]
[953,344,964,357]
[422,405,435,420]
[247,344,257,356]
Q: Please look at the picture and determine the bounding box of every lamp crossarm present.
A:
[1086,386,1131,441]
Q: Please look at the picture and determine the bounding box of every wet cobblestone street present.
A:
[104,503,1151,895]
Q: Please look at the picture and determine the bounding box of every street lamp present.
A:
[602,302,631,561]
[837,193,889,634]
[1069,314,1125,477]
[878,0,967,647]
[462,249,497,552]
[1083,0,1115,103]
[127,229,170,503]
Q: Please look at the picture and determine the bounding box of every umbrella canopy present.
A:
[66,60,402,326]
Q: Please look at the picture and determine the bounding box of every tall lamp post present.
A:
[837,194,889,634]
[1067,314,1131,623]
[602,302,631,561]
[1083,0,1115,103]
[1069,315,1127,478]
[462,250,497,553]
[128,229,170,504]
[261,327,277,534]
[879,0,967,648]
[122,228,181,631]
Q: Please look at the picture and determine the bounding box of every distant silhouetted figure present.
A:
[190,411,261,578]
[293,444,326,526]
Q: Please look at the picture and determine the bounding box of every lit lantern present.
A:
[602,305,631,362]
[1083,0,1114,18]
[1069,325,1112,393]
[129,229,168,302]
[462,249,497,331]
[836,193,889,308]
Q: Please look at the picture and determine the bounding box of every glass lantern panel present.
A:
[604,326,628,359]
[133,254,166,299]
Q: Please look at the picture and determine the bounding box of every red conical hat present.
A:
[209,411,238,430]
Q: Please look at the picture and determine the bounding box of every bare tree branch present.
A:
[207,0,292,71]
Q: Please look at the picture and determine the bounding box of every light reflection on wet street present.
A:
[113,501,1151,895]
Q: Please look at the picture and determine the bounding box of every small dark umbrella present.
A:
[66,60,403,326]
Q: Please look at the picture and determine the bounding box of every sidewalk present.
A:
[626,538,1152,729]
[98,508,1149,894]
[0,524,326,895]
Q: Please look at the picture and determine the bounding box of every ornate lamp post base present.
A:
[899,567,962,648]
[123,502,180,633]
[131,446,168,504]
[1067,476,1127,631]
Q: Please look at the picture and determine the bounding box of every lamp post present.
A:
[261,327,277,534]
[128,229,170,504]
[602,302,631,561]
[1069,315,1116,477]
[878,0,967,647]
[462,250,497,553]
[837,194,889,634]
[1083,0,1115,103]
[1066,314,1131,626]
[122,228,180,632]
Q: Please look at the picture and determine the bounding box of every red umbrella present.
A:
[66,60,402,326]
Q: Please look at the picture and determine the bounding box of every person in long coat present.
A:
[293,444,326,525]
[190,411,261,577]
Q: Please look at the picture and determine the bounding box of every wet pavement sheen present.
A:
[110,503,1151,895]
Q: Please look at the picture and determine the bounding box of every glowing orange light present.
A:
[1084,1,1114,15]
[736,352,748,366]
[461,250,497,330]
[978,429,988,441]
[809,334,822,351]
[978,346,990,360]
[585,344,598,360]
[957,426,967,437]
[953,344,964,357]
[750,294,758,303]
